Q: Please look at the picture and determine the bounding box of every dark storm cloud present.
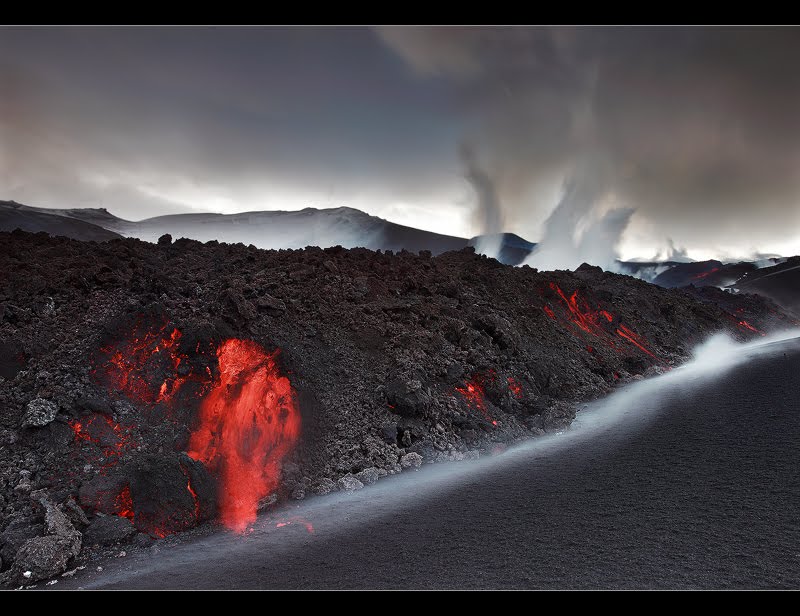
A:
[0,27,461,221]
[2,26,800,259]
[379,26,800,258]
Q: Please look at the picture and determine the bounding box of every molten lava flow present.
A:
[186,478,200,521]
[692,267,720,280]
[616,325,657,358]
[115,486,134,520]
[548,282,607,336]
[188,339,301,533]
[543,282,659,360]
[543,305,556,320]
[507,377,522,398]
[738,320,765,336]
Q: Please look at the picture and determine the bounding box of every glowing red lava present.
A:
[115,486,134,520]
[69,416,135,470]
[456,371,521,425]
[616,325,657,358]
[543,283,659,360]
[186,478,201,521]
[188,339,301,533]
[455,380,493,423]
[97,320,187,405]
[738,320,765,336]
[692,267,720,280]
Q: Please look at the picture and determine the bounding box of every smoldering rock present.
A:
[63,497,89,528]
[257,493,278,512]
[127,453,215,536]
[83,516,136,546]
[21,398,59,428]
[79,474,130,515]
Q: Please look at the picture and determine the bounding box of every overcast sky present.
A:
[2,26,799,260]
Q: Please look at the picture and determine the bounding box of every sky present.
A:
[1,26,799,261]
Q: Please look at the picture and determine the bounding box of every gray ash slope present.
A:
[0,229,795,586]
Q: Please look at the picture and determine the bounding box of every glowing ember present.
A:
[543,283,659,360]
[188,339,301,533]
[187,480,200,520]
[738,320,765,336]
[507,377,522,398]
[275,516,315,534]
[548,282,606,336]
[96,320,187,405]
[543,305,556,320]
[692,267,720,280]
[115,486,134,520]
[616,325,656,358]
[455,380,494,424]
[69,416,135,469]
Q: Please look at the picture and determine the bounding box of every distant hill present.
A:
[0,200,540,264]
[0,200,122,242]
[732,257,800,316]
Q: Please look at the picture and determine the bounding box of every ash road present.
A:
[59,337,800,590]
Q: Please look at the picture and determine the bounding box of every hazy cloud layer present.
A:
[380,26,800,260]
[2,27,800,261]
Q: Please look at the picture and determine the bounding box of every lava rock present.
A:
[79,474,130,515]
[157,234,172,246]
[180,454,217,522]
[83,516,136,546]
[355,467,380,486]
[400,452,423,470]
[128,453,215,536]
[1,516,45,566]
[257,293,286,315]
[386,379,432,418]
[63,497,89,528]
[380,423,398,445]
[31,490,81,554]
[311,478,337,496]
[337,475,364,492]
[11,535,77,584]
[21,398,58,428]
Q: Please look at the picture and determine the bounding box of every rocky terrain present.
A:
[0,229,796,587]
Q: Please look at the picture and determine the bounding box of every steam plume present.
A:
[523,176,634,272]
